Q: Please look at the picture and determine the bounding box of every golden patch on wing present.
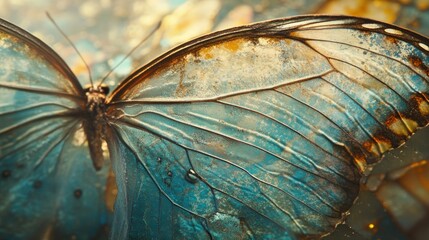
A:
[418,100,429,115]
[410,93,429,116]
[197,38,247,60]
[385,115,418,137]
[362,135,393,158]
[198,46,214,59]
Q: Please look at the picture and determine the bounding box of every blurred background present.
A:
[1,0,429,239]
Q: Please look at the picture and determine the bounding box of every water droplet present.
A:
[74,189,83,199]
[185,169,199,184]
[157,157,162,163]
[2,170,11,178]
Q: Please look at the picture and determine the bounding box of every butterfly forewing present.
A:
[0,19,111,239]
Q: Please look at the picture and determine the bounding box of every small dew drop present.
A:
[2,170,11,178]
[385,28,403,35]
[362,23,382,29]
[74,189,83,199]
[419,42,429,51]
[185,169,199,184]
[157,157,162,163]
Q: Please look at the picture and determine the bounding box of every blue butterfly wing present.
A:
[0,19,111,239]
[106,16,429,239]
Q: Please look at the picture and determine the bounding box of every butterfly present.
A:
[0,14,428,240]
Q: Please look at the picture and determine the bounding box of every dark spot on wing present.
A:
[74,189,83,199]
[2,170,11,178]
[33,180,42,189]
[16,163,25,168]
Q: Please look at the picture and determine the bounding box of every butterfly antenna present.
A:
[97,19,163,88]
[46,12,94,87]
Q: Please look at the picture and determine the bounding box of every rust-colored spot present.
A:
[409,55,429,76]
[385,36,398,44]
[105,168,117,212]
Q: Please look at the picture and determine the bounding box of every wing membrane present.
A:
[0,19,111,239]
[105,15,429,238]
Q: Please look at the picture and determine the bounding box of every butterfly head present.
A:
[84,83,110,96]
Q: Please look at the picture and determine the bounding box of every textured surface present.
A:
[0,3,429,239]
[107,16,429,239]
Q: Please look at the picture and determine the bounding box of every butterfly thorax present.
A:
[83,86,109,171]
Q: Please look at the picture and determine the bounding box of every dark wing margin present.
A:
[106,15,429,238]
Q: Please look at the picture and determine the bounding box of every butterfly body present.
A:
[84,86,109,170]
[0,15,429,239]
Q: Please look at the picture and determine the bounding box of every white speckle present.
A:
[419,42,429,51]
[385,28,403,35]
[362,23,382,29]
